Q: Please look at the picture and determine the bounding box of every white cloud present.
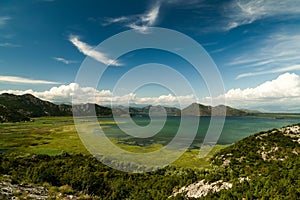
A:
[202,73,300,112]
[225,0,300,30]
[127,4,160,33]
[0,16,10,27]
[0,42,20,47]
[53,57,77,64]
[2,74,300,111]
[104,3,160,33]
[0,75,60,85]
[41,83,113,104]
[102,16,129,26]
[0,83,195,107]
[69,35,121,66]
[0,83,112,104]
[126,24,149,33]
[141,5,160,25]
[237,65,300,79]
[125,94,195,106]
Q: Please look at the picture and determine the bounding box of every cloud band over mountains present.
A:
[1,73,300,112]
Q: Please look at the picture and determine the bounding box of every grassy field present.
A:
[0,116,225,169]
[0,117,88,155]
[173,145,227,168]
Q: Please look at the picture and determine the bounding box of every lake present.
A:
[98,116,300,148]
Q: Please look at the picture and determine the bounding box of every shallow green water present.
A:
[99,116,300,147]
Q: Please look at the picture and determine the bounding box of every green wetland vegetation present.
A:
[1,115,300,199]
[1,116,299,167]
[0,116,228,169]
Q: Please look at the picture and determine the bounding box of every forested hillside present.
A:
[1,124,300,199]
[175,124,300,199]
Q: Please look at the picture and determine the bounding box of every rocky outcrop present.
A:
[0,181,49,199]
[0,176,95,199]
[171,179,232,198]
[280,125,300,144]
[212,124,300,166]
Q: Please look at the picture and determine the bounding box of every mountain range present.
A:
[181,103,248,116]
[0,93,249,122]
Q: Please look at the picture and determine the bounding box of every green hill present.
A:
[0,93,69,122]
[173,123,300,199]
[0,104,29,122]
[0,93,113,122]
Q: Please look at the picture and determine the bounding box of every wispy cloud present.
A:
[224,0,300,30]
[210,44,235,54]
[141,4,160,25]
[163,0,207,8]
[0,16,10,27]
[101,0,299,33]
[0,42,20,48]
[237,65,300,79]
[103,3,160,33]
[69,35,121,66]
[53,57,77,64]
[0,34,15,39]
[102,16,129,26]
[0,75,60,85]
[228,31,300,79]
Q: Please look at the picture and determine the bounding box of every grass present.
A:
[0,117,88,155]
[172,145,227,168]
[0,116,226,169]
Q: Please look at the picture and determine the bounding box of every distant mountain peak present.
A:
[181,103,248,116]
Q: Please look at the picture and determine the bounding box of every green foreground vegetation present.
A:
[1,117,300,199]
[0,153,206,199]
[0,117,88,155]
[0,117,223,169]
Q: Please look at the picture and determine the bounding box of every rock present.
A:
[171,179,232,198]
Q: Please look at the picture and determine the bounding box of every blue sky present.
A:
[1,0,300,111]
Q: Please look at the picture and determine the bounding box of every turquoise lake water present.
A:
[99,116,300,147]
